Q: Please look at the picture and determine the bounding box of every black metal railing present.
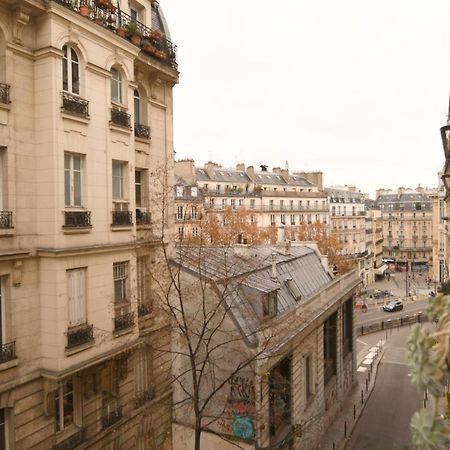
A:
[101,408,122,429]
[135,388,155,408]
[134,123,151,139]
[110,107,131,128]
[64,211,92,228]
[0,341,16,364]
[66,324,94,349]
[114,312,135,332]
[136,210,151,226]
[111,210,132,226]
[54,427,86,450]
[50,0,178,70]
[61,92,89,117]
[0,83,10,104]
[0,211,13,229]
[137,301,152,317]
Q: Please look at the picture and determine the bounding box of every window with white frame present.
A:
[177,206,184,220]
[113,262,129,303]
[67,268,86,327]
[111,68,122,104]
[222,199,226,208]
[270,214,275,225]
[64,153,82,207]
[62,45,79,95]
[191,206,197,219]
[55,379,75,432]
[112,161,126,200]
[192,226,199,237]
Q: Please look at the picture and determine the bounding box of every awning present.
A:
[375,264,388,276]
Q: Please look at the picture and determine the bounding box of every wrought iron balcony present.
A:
[101,408,122,429]
[64,211,92,228]
[136,210,152,226]
[66,324,94,349]
[61,92,89,117]
[114,312,135,332]
[134,388,155,408]
[53,427,86,450]
[0,211,13,229]
[137,301,152,317]
[134,123,151,140]
[0,83,10,104]
[0,341,16,364]
[110,107,131,128]
[112,210,133,226]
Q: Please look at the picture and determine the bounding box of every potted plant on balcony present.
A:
[79,1,91,17]
[140,37,156,55]
[116,24,126,37]
[126,21,142,46]
[149,28,165,41]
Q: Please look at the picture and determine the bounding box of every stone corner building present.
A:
[171,244,360,450]
[0,0,177,448]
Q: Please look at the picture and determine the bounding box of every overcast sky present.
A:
[162,0,450,198]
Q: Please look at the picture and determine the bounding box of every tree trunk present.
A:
[194,418,201,450]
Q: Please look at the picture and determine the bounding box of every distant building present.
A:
[174,160,329,242]
[431,175,448,283]
[376,187,436,271]
[172,244,360,450]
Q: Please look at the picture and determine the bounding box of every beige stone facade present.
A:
[174,160,329,242]
[377,187,435,271]
[431,177,447,283]
[0,0,176,448]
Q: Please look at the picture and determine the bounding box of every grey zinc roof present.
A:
[195,168,252,183]
[376,192,432,211]
[173,245,333,344]
[325,188,364,203]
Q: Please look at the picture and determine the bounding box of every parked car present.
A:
[382,300,403,312]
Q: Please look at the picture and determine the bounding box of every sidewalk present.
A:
[318,335,386,450]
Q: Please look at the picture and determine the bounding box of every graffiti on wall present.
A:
[217,375,256,439]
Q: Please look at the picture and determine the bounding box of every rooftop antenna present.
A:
[285,160,289,171]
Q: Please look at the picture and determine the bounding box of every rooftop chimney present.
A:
[271,252,277,280]
[260,164,268,172]
[236,163,245,171]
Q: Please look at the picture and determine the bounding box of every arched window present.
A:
[134,90,141,124]
[111,68,122,104]
[62,45,79,94]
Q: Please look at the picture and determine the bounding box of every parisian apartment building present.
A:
[376,187,436,272]
[324,187,375,284]
[174,159,329,241]
[431,175,448,283]
[0,0,177,448]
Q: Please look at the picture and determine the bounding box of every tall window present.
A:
[67,269,86,327]
[55,379,74,432]
[135,171,142,207]
[305,354,314,399]
[111,68,122,104]
[62,45,79,94]
[324,313,337,384]
[137,256,149,309]
[177,206,184,220]
[342,299,353,356]
[134,90,141,124]
[113,262,128,303]
[64,153,82,207]
[0,408,6,449]
[112,161,126,200]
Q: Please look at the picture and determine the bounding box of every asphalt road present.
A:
[346,327,425,450]
[355,298,429,326]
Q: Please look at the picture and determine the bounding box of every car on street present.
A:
[382,300,404,312]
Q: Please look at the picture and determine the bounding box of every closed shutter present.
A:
[67,269,86,326]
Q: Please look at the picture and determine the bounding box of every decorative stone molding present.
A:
[13,8,30,45]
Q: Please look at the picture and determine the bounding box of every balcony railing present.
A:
[66,324,94,349]
[101,408,122,430]
[136,210,152,226]
[54,427,86,450]
[0,211,13,229]
[134,123,151,140]
[0,83,10,104]
[64,211,92,228]
[110,107,131,128]
[61,92,89,117]
[137,301,152,317]
[134,388,155,408]
[112,210,133,226]
[0,341,16,364]
[114,312,135,332]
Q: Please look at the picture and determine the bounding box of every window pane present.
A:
[64,169,71,206]
[62,58,68,92]
[72,60,79,94]
[73,155,81,171]
[134,90,140,124]
[73,171,81,206]
[63,380,74,428]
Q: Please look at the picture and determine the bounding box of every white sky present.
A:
[162,0,450,198]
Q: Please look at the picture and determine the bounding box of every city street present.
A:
[346,326,428,449]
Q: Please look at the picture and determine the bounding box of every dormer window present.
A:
[262,291,278,317]
[284,277,301,301]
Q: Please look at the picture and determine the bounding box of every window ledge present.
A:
[135,136,151,144]
[0,228,14,237]
[109,123,132,134]
[0,358,18,372]
[0,102,11,112]
[136,224,152,230]
[65,340,95,356]
[62,226,93,235]
[111,225,133,231]
[113,327,134,338]
[61,112,90,124]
